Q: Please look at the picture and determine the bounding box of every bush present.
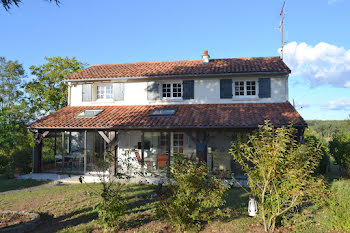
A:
[158,155,230,231]
[94,182,126,230]
[325,180,350,232]
[230,121,327,232]
[329,132,350,176]
[304,128,329,174]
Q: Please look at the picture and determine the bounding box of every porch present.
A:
[31,129,249,179]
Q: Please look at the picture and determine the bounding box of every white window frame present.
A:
[161,82,183,100]
[233,80,258,98]
[96,85,113,100]
[173,133,184,155]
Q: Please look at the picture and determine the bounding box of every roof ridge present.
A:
[89,56,282,67]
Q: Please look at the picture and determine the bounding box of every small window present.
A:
[162,83,182,99]
[76,109,104,118]
[234,80,257,97]
[97,86,113,100]
[150,108,177,116]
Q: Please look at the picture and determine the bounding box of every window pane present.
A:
[106,86,113,99]
[97,86,104,99]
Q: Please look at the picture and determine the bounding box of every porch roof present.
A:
[29,102,307,130]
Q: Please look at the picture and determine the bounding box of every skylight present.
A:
[76,109,104,118]
[150,108,177,116]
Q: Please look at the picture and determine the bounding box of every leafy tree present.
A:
[2,0,60,10]
[0,57,25,110]
[0,57,31,174]
[231,121,326,232]
[329,132,350,176]
[25,56,87,116]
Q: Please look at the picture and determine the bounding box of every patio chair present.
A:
[157,154,168,167]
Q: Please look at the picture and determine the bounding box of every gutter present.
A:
[63,71,290,82]
[29,124,307,131]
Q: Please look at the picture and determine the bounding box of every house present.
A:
[29,51,306,180]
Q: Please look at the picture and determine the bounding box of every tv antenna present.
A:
[280,1,286,60]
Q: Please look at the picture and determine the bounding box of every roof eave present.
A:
[28,124,307,131]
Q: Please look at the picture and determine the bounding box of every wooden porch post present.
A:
[33,131,49,173]
[61,132,65,173]
[141,131,145,171]
[98,130,118,176]
[84,130,87,174]
[167,131,171,175]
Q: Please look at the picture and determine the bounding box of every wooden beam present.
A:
[84,131,87,174]
[98,131,111,144]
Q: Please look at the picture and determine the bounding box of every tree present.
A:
[2,0,60,10]
[329,132,350,176]
[0,57,31,174]
[25,56,87,116]
[0,57,25,110]
[230,121,326,232]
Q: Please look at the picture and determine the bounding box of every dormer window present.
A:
[162,83,182,99]
[97,85,113,100]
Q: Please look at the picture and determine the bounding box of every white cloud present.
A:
[325,98,350,110]
[294,100,311,109]
[328,0,343,5]
[281,42,350,88]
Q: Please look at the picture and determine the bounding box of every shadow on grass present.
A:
[34,207,97,233]
[0,178,50,193]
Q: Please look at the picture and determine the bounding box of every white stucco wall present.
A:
[69,75,289,106]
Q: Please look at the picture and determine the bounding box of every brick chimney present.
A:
[202,50,210,63]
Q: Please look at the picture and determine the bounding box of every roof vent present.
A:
[202,50,210,63]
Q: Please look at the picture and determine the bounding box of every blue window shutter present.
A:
[183,80,194,99]
[147,81,160,100]
[113,83,124,101]
[82,84,92,102]
[258,78,271,98]
[220,79,232,99]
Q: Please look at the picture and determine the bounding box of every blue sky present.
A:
[1,0,349,120]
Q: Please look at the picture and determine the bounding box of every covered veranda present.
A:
[29,103,307,179]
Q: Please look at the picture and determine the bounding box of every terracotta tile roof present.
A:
[29,103,306,130]
[64,57,291,80]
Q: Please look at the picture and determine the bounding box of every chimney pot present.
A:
[202,50,210,63]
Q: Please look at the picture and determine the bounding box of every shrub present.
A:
[80,152,127,231]
[304,128,329,174]
[329,132,350,176]
[158,155,230,231]
[325,180,350,232]
[230,121,326,232]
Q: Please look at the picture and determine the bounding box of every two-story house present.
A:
[29,51,306,180]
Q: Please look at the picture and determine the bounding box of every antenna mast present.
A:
[280,1,286,60]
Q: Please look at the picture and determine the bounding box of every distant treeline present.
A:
[306,120,350,141]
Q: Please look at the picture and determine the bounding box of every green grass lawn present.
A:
[1,179,348,232]
[0,182,259,233]
[0,178,50,192]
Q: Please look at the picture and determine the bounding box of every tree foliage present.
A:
[230,121,326,232]
[304,128,330,174]
[0,57,31,174]
[2,0,60,10]
[329,132,350,175]
[25,56,87,116]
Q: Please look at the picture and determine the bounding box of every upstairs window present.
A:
[162,83,182,99]
[97,86,113,100]
[234,81,257,97]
